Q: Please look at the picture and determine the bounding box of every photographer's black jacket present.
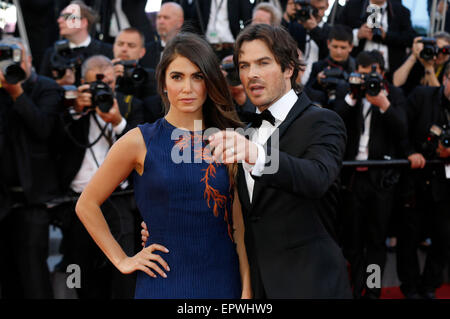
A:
[403,85,450,201]
[333,83,408,161]
[56,91,144,193]
[0,73,62,219]
[39,39,113,78]
[336,0,416,74]
[306,56,356,91]
[281,19,330,61]
[115,67,157,100]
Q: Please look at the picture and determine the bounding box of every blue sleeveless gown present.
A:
[132,118,241,299]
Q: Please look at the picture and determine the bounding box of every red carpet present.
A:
[380,284,450,299]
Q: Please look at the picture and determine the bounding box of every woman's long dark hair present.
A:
[156,32,242,131]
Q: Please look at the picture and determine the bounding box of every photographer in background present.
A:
[39,1,113,85]
[393,33,450,96]
[335,50,407,299]
[306,24,355,108]
[56,55,142,299]
[336,0,416,80]
[113,28,157,101]
[281,0,331,84]
[0,37,62,298]
[396,63,450,299]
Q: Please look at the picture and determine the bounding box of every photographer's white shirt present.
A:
[352,1,390,71]
[70,114,126,193]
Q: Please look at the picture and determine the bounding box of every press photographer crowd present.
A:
[0,0,450,300]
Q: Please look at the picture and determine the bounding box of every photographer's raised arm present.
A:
[4,75,61,140]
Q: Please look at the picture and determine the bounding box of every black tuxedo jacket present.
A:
[334,83,407,161]
[336,0,416,74]
[0,74,62,219]
[57,91,144,193]
[237,92,351,298]
[39,39,113,78]
[189,0,253,39]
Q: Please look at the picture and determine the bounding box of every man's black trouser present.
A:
[0,201,52,299]
[396,179,450,296]
[58,191,138,299]
[341,169,396,299]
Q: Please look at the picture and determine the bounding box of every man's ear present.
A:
[140,47,146,59]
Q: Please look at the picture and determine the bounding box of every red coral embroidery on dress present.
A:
[174,133,233,240]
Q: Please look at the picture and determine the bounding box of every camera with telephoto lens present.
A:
[221,62,241,86]
[85,74,114,113]
[422,124,450,156]
[50,40,84,80]
[320,67,349,101]
[0,44,26,84]
[349,64,383,98]
[294,0,318,23]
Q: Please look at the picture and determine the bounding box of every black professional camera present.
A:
[371,27,383,43]
[419,37,450,61]
[221,62,241,86]
[320,67,349,100]
[86,74,114,113]
[349,64,383,97]
[50,40,84,80]
[294,0,318,23]
[423,124,450,156]
[0,43,26,84]
[114,60,147,85]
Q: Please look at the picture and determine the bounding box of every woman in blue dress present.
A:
[75,32,251,299]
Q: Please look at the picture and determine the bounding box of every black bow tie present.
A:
[241,110,276,128]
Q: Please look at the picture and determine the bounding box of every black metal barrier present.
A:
[44,159,450,208]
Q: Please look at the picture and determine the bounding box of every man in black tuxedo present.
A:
[0,38,62,298]
[336,0,416,80]
[333,50,407,299]
[396,64,450,299]
[56,55,143,299]
[39,1,113,84]
[209,24,351,298]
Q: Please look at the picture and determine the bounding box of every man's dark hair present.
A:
[328,24,353,44]
[233,24,305,93]
[119,27,146,47]
[356,50,385,71]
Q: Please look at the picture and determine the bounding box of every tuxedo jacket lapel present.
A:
[250,92,312,209]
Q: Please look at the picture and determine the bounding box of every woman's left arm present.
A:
[232,188,252,299]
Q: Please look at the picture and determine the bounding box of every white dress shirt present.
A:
[206,0,235,44]
[70,114,126,193]
[243,89,298,202]
[301,21,323,85]
[352,1,390,70]
[69,35,91,49]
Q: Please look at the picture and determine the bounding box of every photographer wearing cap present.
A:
[113,28,157,101]
[281,0,331,84]
[39,1,113,86]
[335,50,407,299]
[0,37,62,298]
[393,33,450,96]
[396,63,450,299]
[56,55,143,299]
